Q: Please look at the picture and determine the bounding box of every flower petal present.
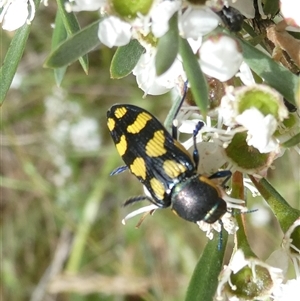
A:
[199,35,243,82]
[2,0,29,31]
[98,16,132,48]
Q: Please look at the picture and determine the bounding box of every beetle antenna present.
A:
[231,208,258,216]
[218,220,224,251]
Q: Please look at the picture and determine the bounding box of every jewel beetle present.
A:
[107,104,232,224]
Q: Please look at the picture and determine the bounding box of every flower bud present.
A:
[199,35,243,82]
[217,249,283,300]
[110,0,154,19]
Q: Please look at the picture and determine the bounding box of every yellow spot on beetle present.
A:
[163,160,187,178]
[127,112,152,134]
[115,107,127,119]
[116,135,127,156]
[150,178,165,200]
[130,157,146,180]
[107,118,115,132]
[146,130,166,157]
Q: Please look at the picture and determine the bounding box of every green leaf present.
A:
[0,24,31,104]
[155,12,179,76]
[249,176,300,233]
[110,39,145,79]
[0,0,41,104]
[281,132,300,148]
[52,10,68,85]
[164,91,185,131]
[179,37,209,115]
[56,0,80,35]
[56,0,89,73]
[185,231,228,301]
[44,20,101,69]
[239,38,299,107]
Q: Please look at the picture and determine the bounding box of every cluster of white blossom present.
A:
[96,0,246,95]
[2,0,247,93]
[216,218,300,301]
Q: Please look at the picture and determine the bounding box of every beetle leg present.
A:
[110,165,129,176]
[192,121,205,168]
[123,195,157,207]
[218,220,224,250]
[208,170,232,188]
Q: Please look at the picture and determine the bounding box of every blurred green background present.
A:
[1,4,299,301]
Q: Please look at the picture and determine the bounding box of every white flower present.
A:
[197,209,241,240]
[199,35,243,82]
[0,0,35,31]
[132,48,184,95]
[218,84,289,153]
[236,61,255,86]
[235,108,279,153]
[98,16,132,48]
[217,249,284,300]
[180,6,220,40]
[66,0,106,12]
[150,0,180,38]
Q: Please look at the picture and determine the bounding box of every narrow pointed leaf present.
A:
[179,37,209,114]
[56,0,80,35]
[110,39,145,79]
[185,231,228,301]
[249,176,300,233]
[164,90,187,131]
[155,13,179,76]
[0,24,31,104]
[239,38,299,107]
[56,0,89,72]
[52,10,68,85]
[54,63,68,85]
[44,20,101,69]
[281,132,300,148]
[0,0,40,104]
